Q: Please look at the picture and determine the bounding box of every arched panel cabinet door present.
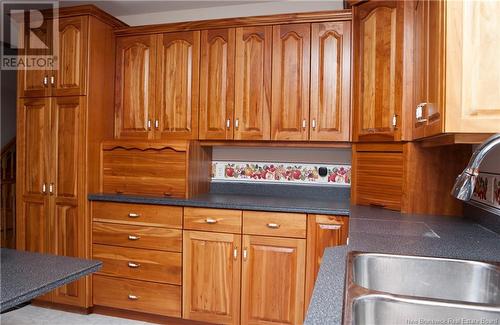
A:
[155,31,200,140]
[52,16,88,96]
[114,34,157,139]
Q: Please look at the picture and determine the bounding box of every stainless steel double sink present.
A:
[343,252,500,324]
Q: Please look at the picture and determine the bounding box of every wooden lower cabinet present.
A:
[241,235,306,325]
[183,231,241,325]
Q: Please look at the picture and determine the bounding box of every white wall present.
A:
[117,1,344,26]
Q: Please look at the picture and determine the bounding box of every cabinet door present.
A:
[241,235,306,325]
[304,215,348,309]
[183,231,241,325]
[115,35,156,139]
[271,24,310,141]
[16,98,52,300]
[353,1,404,141]
[50,96,86,306]
[234,26,272,140]
[310,22,351,141]
[199,29,235,140]
[18,18,53,98]
[156,31,200,140]
[51,16,88,96]
[413,0,445,139]
[445,0,500,133]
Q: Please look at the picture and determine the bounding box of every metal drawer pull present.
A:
[127,262,141,268]
[235,118,239,129]
[128,294,139,300]
[233,247,238,260]
[48,183,54,195]
[42,183,47,194]
[128,235,141,241]
[266,223,280,229]
[243,248,248,261]
[226,119,231,129]
[43,76,48,86]
[319,224,341,230]
[128,213,140,218]
[302,119,307,129]
[50,75,55,86]
[205,218,218,224]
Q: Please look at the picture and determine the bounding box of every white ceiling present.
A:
[60,1,267,16]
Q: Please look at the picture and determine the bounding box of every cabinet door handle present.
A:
[302,119,307,129]
[128,213,140,218]
[312,119,317,130]
[235,118,239,129]
[226,119,231,129]
[127,294,139,300]
[43,76,49,87]
[416,102,428,123]
[147,120,151,130]
[127,262,141,268]
[205,218,218,224]
[50,75,55,86]
[48,183,54,195]
[319,224,341,230]
[266,222,280,229]
[42,183,47,194]
[243,248,248,261]
[128,235,141,241]
[233,247,238,260]
[392,114,398,127]
[155,119,159,129]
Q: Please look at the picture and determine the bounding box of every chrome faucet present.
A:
[451,133,500,201]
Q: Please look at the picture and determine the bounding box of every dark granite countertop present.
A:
[88,192,350,216]
[0,249,102,312]
[305,205,500,325]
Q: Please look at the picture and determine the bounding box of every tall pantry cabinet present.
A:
[16,6,125,308]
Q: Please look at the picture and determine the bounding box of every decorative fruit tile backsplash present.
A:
[211,161,351,186]
[472,172,500,210]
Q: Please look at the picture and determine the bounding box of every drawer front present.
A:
[92,201,182,228]
[184,207,242,233]
[93,244,182,285]
[93,275,181,317]
[93,222,182,252]
[243,211,307,238]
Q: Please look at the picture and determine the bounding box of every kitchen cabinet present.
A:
[183,231,241,325]
[114,35,157,140]
[18,16,87,98]
[16,7,123,309]
[115,31,200,140]
[156,31,200,140]
[241,235,306,325]
[271,23,310,141]
[234,26,272,140]
[352,1,407,142]
[305,215,348,309]
[413,0,500,139]
[199,29,235,140]
[310,22,351,141]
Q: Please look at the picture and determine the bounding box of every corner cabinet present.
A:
[352,1,410,142]
[16,7,123,308]
[413,0,500,139]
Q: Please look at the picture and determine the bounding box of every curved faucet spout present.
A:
[451,133,500,201]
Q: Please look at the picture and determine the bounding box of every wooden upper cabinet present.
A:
[199,29,235,140]
[115,35,156,139]
[444,0,500,133]
[234,26,272,140]
[353,1,404,141]
[183,231,241,325]
[52,16,88,96]
[18,18,53,98]
[241,235,305,325]
[271,24,310,141]
[413,0,445,139]
[156,31,200,140]
[310,22,351,141]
